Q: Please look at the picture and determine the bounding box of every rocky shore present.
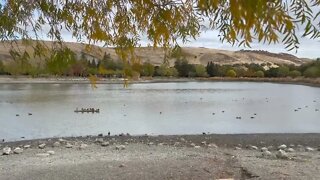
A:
[1,134,320,180]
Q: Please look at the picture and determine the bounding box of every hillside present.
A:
[0,40,311,67]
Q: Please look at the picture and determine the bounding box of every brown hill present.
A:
[0,40,311,67]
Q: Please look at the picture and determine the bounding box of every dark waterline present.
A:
[0,82,320,141]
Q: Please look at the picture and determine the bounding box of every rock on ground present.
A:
[23,145,31,149]
[13,147,23,154]
[115,145,126,150]
[276,149,289,159]
[101,142,110,147]
[47,151,55,155]
[278,144,287,150]
[2,147,11,155]
[65,143,73,148]
[38,143,46,149]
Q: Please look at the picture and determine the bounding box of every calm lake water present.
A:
[0,82,320,141]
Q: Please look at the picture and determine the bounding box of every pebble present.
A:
[47,150,55,155]
[276,149,289,159]
[260,147,268,152]
[180,138,186,142]
[2,147,12,155]
[58,138,66,142]
[124,142,129,145]
[101,142,110,147]
[201,141,207,145]
[53,141,61,147]
[38,143,46,149]
[190,143,196,147]
[208,143,218,148]
[65,143,73,148]
[147,142,154,146]
[23,145,31,149]
[173,142,180,146]
[286,148,295,152]
[13,147,23,154]
[234,147,242,150]
[262,150,272,157]
[96,138,104,143]
[36,153,50,157]
[249,145,258,150]
[305,147,315,152]
[79,143,88,149]
[119,164,125,168]
[278,144,287,150]
[115,145,126,150]
[194,146,201,149]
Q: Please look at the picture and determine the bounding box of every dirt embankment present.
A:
[1,134,320,180]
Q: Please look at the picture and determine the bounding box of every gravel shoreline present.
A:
[2,133,320,148]
[1,134,320,179]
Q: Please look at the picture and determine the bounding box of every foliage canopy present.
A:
[0,0,319,57]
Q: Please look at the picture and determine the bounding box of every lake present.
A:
[0,82,320,141]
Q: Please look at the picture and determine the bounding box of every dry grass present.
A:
[0,40,311,66]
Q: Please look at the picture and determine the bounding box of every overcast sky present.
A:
[59,29,319,59]
[143,30,320,59]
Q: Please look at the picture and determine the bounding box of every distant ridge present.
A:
[0,40,311,67]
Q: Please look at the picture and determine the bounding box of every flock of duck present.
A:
[74,108,100,113]
[12,98,319,118]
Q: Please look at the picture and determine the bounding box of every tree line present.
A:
[0,48,320,79]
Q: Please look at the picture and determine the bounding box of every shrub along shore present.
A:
[0,47,320,79]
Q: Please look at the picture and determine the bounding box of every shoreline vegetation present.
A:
[0,76,320,87]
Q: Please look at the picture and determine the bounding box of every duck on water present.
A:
[74,108,100,113]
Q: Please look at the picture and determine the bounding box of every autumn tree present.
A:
[46,47,76,75]
[0,0,319,59]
